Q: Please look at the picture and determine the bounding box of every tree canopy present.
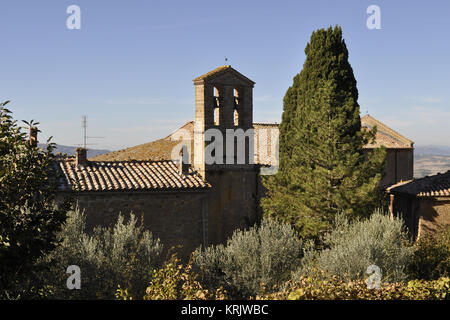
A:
[0,101,71,298]
[261,26,386,239]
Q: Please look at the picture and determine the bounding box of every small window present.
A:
[214,107,220,126]
[214,87,220,107]
[233,88,240,108]
[234,109,239,126]
[213,86,220,125]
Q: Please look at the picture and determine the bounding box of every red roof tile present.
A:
[58,159,210,192]
[387,170,450,197]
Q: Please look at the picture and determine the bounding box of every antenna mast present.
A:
[78,115,105,150]
[82,115,87,149]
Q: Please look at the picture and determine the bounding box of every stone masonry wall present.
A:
[60,191,208,260]
[204,169,261,246]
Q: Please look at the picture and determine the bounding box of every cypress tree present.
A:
[261,26,386,239]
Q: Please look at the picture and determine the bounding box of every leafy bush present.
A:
[298,210,414,283]
[38,208,164,299]
[139,254,226,300]
[259,272,449,300]
[0,102,72,299]
[408,226,450,280]
[193,218,302,299]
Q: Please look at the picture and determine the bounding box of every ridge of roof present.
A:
[253,122,279,126]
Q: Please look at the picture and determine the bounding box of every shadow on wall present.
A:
[418,199,450,237]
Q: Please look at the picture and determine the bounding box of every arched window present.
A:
[213,87,220,125]
[233,88,240,126]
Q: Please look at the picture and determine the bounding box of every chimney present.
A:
[179,145,190,175]
[29,126,38,147]
[76,148,88,166]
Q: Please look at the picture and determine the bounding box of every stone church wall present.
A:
[204,169,262,246]
[59,191,208,259]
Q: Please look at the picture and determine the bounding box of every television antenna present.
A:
[77,115,105,149]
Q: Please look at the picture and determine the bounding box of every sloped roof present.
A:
[387,170,450,197]
[57,159,210,192]
[91,138,181,162]
[361,114,414,149]
[193,65,255,85]
[193,65,232,81]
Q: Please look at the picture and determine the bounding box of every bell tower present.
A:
[193,65,255,178]
[192,66,259,247]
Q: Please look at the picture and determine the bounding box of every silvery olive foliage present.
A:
[39,208,164,299]
[297,210,414,283]
[194,218,303,299]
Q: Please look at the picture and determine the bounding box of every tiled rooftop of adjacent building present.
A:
[92,115,413,164]
[58,159,210,192]
[387,170,450,197]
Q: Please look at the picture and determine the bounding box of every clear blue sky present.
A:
[1,0,449,150]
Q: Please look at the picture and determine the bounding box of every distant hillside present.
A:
[414,154,450,178]
[415,145,450,156]
[413,145,450,178]
[38,143,110,158]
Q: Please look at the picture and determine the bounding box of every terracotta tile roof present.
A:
[91,116,412,167]
[361,114,413,149]
[387,170,450,197]
[57,159,210,192]
[90,139,181,162]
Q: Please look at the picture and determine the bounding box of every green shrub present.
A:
[408,226,450,280]
[38,208,164,299]
[260,272,449,300]
[0,102,72,299]
[194,218,302,299]
[298,210,414,283]
[140,254,226,300]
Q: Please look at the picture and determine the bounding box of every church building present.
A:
[56,66,415,257]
